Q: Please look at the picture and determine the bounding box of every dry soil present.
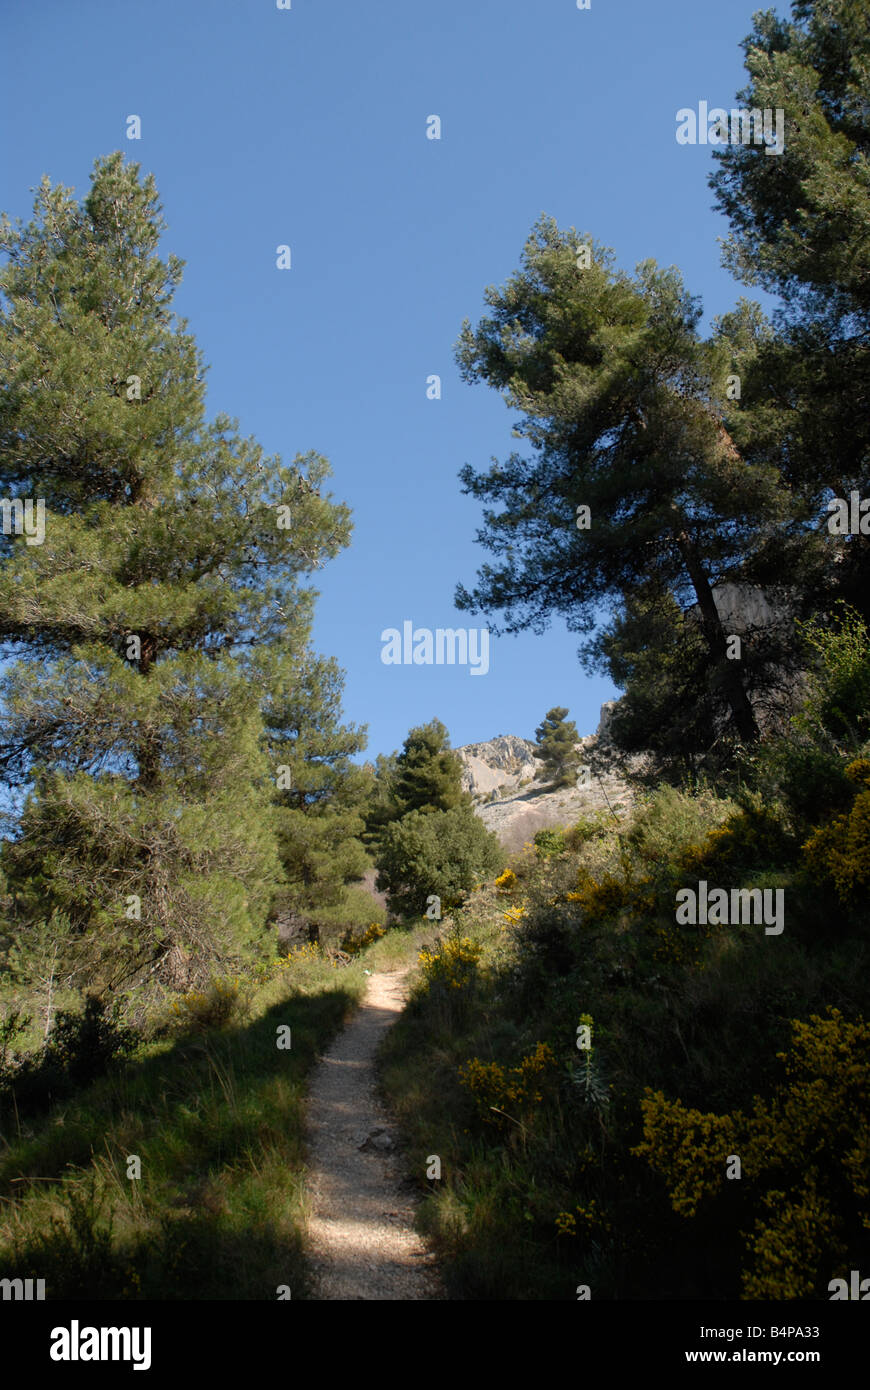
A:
[305,967,442,1300]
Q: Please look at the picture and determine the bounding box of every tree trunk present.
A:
[675,532,760,744]
[135,632,160,789]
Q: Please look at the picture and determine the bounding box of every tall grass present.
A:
[0,953,367,1299]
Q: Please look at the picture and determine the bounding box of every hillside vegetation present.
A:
[1,0,869,1303]
[378,612,870,1298]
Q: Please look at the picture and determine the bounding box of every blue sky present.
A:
[2,0,779,761]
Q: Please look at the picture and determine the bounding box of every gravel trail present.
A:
[305,968,442,1300]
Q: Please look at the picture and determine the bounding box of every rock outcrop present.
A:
[457,705,636,852]
[458,734,540,799]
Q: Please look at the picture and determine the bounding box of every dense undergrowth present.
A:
[377,616,870,1299]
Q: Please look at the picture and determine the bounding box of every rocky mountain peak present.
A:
[455,705,635,850]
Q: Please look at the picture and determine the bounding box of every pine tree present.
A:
[534,707,581,787]
[589,577,806,784]
[391,718,468,817]
[364,718,468,847]
[709,0,870,618]
[361,750,401,854]
[0,154,353,990]
[367,718,499,917]
[711,0,870,342]
[454,217,801,746]
[264,650,376,942]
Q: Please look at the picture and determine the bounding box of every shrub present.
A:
[303,883,386,951]
[340,922,386,954]
[675,801,794,879]
[170,977,248,1032]
[803,760,870,903]
[747,739,855,836]
[48,994,136,1086]
[375,804,504,918]
[566,871,628,923]
[533,827,567,859]
[634,1009,870,1298]
[0,1006,30,1070]
[494,868,518,894]
[0,994,135,1119]
[795,603,870,746]
[626,785,735,868]
[563,811,612,853]
[283,942,323,964]
[458,1042,558,1131]
[418,935,482,991]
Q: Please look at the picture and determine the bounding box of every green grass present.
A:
[0,952,368,1299]
[361,917,440,972]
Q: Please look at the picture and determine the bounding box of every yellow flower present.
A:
[458,1042,557,1128]
[633,1009,870,1297]
[495,868,518,894]
[555,1211,577,1237]
[501,904,527,927]
[419,936,482,990]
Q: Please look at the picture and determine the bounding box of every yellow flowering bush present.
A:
[418,935,482,991]
[845,757,870,785]
[803,759,870,903]
[648,920,702,967]
[341,922,386,954]
[633,1009,870,1298]
[171,976,245,1031]
[495,868,518,894]
[555,1210,576,1237]
[575,1199,609,1233]
[501,904,527,928]
[278,941,323,966]
[458,1041,557,1128]
[741,1179,842,1299]
[676,804,789,879]
[555,1200,610,1238]
[566,871,627,922]
[259,940,342,975]
[632,1093,739,1217]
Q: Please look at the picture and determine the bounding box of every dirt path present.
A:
[304,968,442,1300]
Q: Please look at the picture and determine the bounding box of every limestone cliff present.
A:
[456,704,636,851]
